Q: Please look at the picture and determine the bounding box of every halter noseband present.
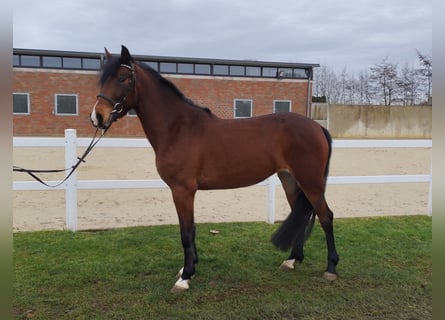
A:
[96,63,135,117]
[96,93,125,115]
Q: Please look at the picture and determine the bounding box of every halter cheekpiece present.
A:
[96,63,135,116]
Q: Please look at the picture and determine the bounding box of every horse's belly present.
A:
[197,160,276,190]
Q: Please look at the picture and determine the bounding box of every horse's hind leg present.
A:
[305,190,339,280]
[274,172,314,271]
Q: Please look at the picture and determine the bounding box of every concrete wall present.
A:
[312,103,432,139]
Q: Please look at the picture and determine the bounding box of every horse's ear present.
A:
[104,47,112,59]
[120,45,134,64]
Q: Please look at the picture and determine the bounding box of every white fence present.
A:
[13,129,432,231]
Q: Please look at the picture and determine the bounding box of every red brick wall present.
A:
[13,69,311,137]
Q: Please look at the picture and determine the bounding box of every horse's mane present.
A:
[100,56,211,115]
[99,56,121,85]
[138,63,212,115]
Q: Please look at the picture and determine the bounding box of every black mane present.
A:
[138,63,212,115]
[100,56,211,115]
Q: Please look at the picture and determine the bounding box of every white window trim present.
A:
[54,93,79,116]
[273,100,292,113]
[233,99,253,118]
[13,92,31,115]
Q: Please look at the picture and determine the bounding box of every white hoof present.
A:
[170,278,190,293]
[279,259,296,271]
[323,271,337,281]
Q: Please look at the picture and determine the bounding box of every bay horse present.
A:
[90,46,339,292]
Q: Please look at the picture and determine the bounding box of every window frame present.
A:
[20,55,40,67]
[54,94,79,116]
[234,99,253,118]
[214,64,229,76]
[13,92,31,115]
[273,100,292,113]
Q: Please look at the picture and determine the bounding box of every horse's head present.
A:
[91,45,137,130]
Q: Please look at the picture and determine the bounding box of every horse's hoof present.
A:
[170,278,190,293]
[279,259,295,271]
[323,271,337,281]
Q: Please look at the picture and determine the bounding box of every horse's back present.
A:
[191,112,329,189]
[217,112,327,149]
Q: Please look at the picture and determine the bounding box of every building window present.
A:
[293,68,307,78]
[246,66,261,77]
[178,63,194,74]
[160,62,177,73]
[63,57,82,69]
[230,65,245,76]
[278,68,293,78]
[274,100,291,113]
[214,65,229,75]
[144,61,158,71]
[13,55,20,66]
[13,93,30,114]
[195,64,211,75]
[263,67,277,77]
[55,94,78,115]
[82,58,101,70]
[42,56,62,68]
[234,99,252,118]
[20,55,40,67]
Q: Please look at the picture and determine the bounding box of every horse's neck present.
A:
[135,73,188,151]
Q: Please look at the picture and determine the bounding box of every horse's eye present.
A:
[118,76,126,83]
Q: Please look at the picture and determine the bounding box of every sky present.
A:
[13,0,432,73]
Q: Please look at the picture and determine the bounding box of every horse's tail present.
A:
[271,126,333,251]
[271,192,315,251]
[321,126,333,182]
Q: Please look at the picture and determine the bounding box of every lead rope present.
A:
[13,128,107,188]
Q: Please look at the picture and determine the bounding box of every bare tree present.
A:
[397,63,420,106]
[369,57,398,106]
[416,50,432,104]
[313,50,432,106]
[338,67,348,104]
[356,71,374,105]
[313,65,339,104]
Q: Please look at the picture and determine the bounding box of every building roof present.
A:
[13,48,319,79]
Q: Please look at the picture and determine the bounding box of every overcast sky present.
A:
[13,0,431,73]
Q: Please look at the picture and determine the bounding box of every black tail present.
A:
[321,126,333,181]
[271,192,315,251]
[271,126,332,252]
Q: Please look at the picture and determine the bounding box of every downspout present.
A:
[306,68,313,118]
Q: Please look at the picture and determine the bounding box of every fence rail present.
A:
[13,129,432,231]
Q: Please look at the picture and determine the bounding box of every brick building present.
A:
[13,48,319,137]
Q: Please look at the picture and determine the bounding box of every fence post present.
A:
[65,129,78,231]
[266,175,277,224]
[428,160,432,216]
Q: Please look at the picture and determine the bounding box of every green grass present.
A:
[13,216,431,319]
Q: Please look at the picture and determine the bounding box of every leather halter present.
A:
[96,63,135,117]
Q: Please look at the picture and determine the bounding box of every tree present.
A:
[356,71,374,105]
[313,65,339,104]
[416,50,432,104]
[369,57,398,106]
[397,63,420,106]
[312,50,432,106]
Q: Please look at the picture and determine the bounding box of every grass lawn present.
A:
[13,215,431,319]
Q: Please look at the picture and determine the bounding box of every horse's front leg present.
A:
[170,185,198,293]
